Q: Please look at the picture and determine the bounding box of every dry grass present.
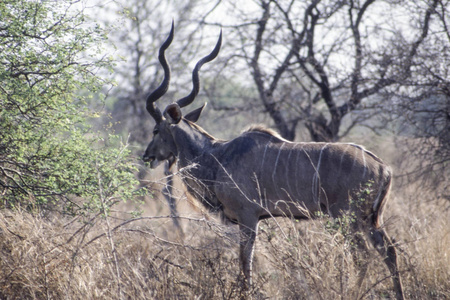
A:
[0,208,242,299]
[0,193,448,299]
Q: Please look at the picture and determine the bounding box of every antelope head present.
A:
[143,22,222,168]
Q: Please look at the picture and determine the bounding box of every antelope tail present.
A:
[372,166,393,229]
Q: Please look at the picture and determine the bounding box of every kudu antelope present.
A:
[142,23,404,299]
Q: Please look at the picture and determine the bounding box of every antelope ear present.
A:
[184,103,206,123]
[164,103,182,124]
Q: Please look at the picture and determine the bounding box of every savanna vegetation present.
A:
[0,0,448,299]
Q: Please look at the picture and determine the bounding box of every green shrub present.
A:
[0,0,139,216]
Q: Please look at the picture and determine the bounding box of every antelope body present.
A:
[142,23,404,299]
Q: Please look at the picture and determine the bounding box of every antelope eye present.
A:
[153,129,159,135]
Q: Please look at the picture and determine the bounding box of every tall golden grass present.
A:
[0,193,448,299]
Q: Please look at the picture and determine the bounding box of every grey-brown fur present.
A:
[142,25,404,299]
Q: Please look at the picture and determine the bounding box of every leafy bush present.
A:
[0,0,138,215]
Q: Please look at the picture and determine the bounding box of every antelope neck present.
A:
[171,120,217,166]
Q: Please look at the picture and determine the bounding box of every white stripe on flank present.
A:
[272,143,285,200]
[272,142,285,181]
[285,148,294,198]
[361,148,367,178]
[260,137,272,171]
[351,145,359,170]
[294,147,302,198]
[312,144,328,203]
[317,144,328,171]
